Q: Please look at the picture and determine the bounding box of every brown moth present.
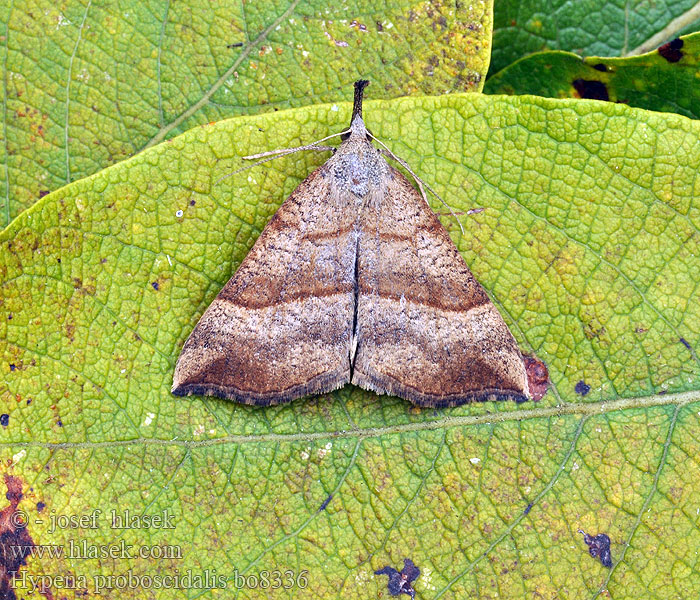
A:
[172,81,530,407]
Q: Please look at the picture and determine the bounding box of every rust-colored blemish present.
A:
[0,475,35,600]
[523,355,549,401]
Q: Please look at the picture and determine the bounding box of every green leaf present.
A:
[0,0,492,230]
[485,33,700,120]
[490,1,700,75]
[2,93,699,598]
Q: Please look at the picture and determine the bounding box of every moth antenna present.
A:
[242,129,350,160]
[370,133,465,236]
[241,145,334,161]
[214,148,335,185]
[214,129,349,185]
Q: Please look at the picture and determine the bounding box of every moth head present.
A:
[339,79,373,143]
[340,128,374,143]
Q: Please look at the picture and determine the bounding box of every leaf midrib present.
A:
[3,389,697,450]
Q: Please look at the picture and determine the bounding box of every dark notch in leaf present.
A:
[680,337,692,351]
[658,38,684,63]
[0,414,8,427]
[578,530,613,568]
[573,79,609,101]
[592,63,607,72]
[575,380,591,396]
[375,558,420,599]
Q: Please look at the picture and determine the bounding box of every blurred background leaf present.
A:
[485,33,700,119]
[489,0,700,75]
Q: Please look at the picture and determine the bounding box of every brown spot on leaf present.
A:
[573,79,609,101]
[578,530,612,568]
[523,355,549,401]
[575,380,591,396]
[38,190,49,198]
[65,321,75,342]
[583,319,606,340]
[658,38,683,62]
[375,558,420,599]
[318,495,332,511]
[350,19,367,31]
[0,475,35,600]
